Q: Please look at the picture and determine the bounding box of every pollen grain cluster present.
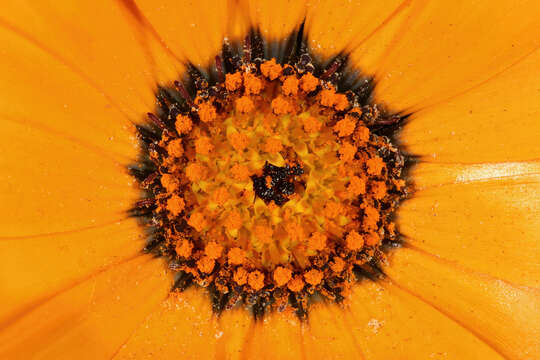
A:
[131,42,408,318]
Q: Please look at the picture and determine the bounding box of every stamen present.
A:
[131,35,409,319]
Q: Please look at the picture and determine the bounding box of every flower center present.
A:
[131,42,408,318]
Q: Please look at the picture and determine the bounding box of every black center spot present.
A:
[251,162,304,206]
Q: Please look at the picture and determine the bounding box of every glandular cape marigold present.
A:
[0,1,539,359]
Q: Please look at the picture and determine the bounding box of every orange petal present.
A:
[241,0,306,42]
[241,310,303,359]
[371,0,540,112]
[0,256,171,359]
[0,0,181,120]
[384,247,540,360]
[401,47,540,163]
[399,164,540,288]
[114,288,220,358]
[134,0,250,68]
[0,219,143,325]
[0,117,138,238]
[306,0,411,61]
[346,281,503,359]
[303,302,365,359]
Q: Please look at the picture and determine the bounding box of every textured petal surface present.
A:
[384,247,540,360]
[401,46,540,163]
[0,256,171,360]
[369,0,540,112]
[399,162,540,288]
[0,0,181,120]
[346,281,503,359]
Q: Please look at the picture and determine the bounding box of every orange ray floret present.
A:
[260,58,282,80]
[225,72,243,91]
[175,114,193,134]
[248,270,265,290]
[273,266,292,287]
[304,269,323,285]
[235,96,255,113]
[363,206,380,230]
[285,222,305,243]
[345,230,364,250]
[370,181,387,200]
[198,102,217,123]
[323,201,343,219]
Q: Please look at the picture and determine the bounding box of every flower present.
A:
[0,1,539,359]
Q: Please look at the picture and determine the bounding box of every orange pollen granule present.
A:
[198,102,217,123]
[338,142,356,162]
[282,76,299,96]
[248,271,265,290]
[263,137,283,154]
[235,96,255,113]
[211,187,230,205]
[243,72,264,95]
[230,163,250,182]
[188,212,207,232]
[302,116,322,133]
[197,256,215,273]
[234,267,248,285]
[137,56,407,318]
[229,132,250,152]
[334,116,357,137]
[346,230,364,250]
[175,114,193,134]
[195,136,214,155]
[273,267,292,287]
[228,247,246,265]
[300,73,319,92]
[271,95,294,115]
[308,231,327,251]
[260,59,283,80]
[225,72,243,91]
[304,269,323,285]
[366,156,385,175]
[348,176,366,196]
[255,225,273,244]
[167,195,185,217]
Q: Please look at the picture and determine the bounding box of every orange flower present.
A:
[1,1,539,359]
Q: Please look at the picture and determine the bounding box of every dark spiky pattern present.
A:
[128,25,414,319]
